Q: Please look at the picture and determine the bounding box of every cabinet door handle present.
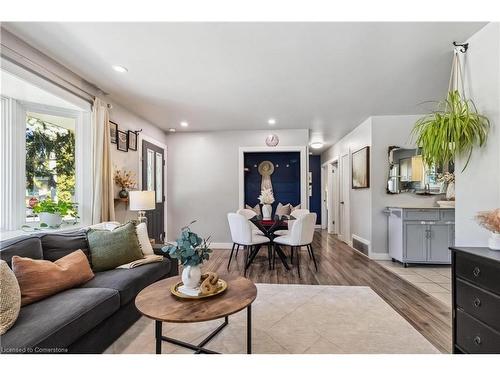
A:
[473,336,482,346]
[473,266,481,278]
[473,298,481,308]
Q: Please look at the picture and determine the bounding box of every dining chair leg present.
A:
[309,244,318,271]
[227,243,236,270]
[244,246,251,276]
[272,244,277,269]
[267,244,272,270]
[307,245,312,259]
[290,246,294,263]
[235,244,240,258]
[296,246,301,278]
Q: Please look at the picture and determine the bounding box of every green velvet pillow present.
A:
[87,222,143,272]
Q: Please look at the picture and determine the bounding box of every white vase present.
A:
[39,212,63,227]
[488,233,500,251]
[182,265,202,289]
[262,204,272,219]
[446,181,455,200]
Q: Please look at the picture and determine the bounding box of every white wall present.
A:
[371,115,437,254]
[164,129,309,243]
[107,99,169,223]
[455,23,500,246]
[321,118,372,246]
[321,114,436,257]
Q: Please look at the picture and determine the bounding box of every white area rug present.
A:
[105,284,439,354]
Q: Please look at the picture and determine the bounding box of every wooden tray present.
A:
[170,279,228,299]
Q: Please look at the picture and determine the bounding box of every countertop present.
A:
[386,206,455,209]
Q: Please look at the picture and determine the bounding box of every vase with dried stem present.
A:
[114,169,137,200]
[475,208,500,250]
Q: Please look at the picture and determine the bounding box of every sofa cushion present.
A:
[13,250,95,306]
[39,229,90,262]
[0,260,21,335]
[0,287,119,353]
[80,259,172,306]
[87,222,143,272]
[0,236,43,267]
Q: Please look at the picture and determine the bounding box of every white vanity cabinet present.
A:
[387,207,454,267]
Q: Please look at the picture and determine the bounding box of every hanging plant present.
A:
[411,50,490,172]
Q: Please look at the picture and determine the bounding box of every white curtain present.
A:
[91,98,115,223]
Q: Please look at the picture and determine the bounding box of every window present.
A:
[25,112,76,221]
[0,67,91,232]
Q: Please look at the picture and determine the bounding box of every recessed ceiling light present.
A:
[268,118,276,125]
[112,65,128,73]
[169,128,176,132]
[180,121,189,128]
[310,142,324,149]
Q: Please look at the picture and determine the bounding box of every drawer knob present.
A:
[473,336,481,346]
[473,267,481,278]
[473,298,481,308]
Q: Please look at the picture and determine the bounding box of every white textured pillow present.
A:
[0,260,21,334]
[136,222,154,256]
[276,203,291,216]
[88,221,120,231]
[245,204,261,216]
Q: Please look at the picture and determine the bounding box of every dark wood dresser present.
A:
[450,247,500,353]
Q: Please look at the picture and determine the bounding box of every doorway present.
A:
[327,161,339,234]
[141,140,165,242]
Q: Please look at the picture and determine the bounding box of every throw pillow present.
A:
[12,250,94,306]
[136,222,154,256]
[0,260,21,334]
[87,222,143,272]
[276,202,291,217]
[245,204,261,216]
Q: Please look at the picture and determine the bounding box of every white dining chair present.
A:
[274,208,310,236]
[273,212,317,276]
[236,208,264,236]
[227,213,271,272]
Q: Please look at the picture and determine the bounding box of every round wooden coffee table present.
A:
[135,275,257,354]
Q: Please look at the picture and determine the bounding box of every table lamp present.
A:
[129,190,156,224]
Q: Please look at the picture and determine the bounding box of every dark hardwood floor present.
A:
[204,230,452,353]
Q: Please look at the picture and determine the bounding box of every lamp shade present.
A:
[129,190,156,211]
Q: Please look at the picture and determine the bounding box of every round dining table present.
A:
[248,216,291,271]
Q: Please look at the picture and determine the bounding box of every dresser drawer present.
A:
[403,209,440,221]
[456,309,500,353]
[455,252,500,295]
[456,279,500,331]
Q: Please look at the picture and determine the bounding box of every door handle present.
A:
[340,201,345,204]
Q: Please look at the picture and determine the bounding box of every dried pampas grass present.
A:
[475,208,500,233]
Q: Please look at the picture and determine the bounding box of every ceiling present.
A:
[3,22,486,151]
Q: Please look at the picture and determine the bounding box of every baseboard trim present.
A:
[369,253,391,261]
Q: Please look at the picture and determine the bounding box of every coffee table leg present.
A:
[247,304,252,354]
[155,320,162,354]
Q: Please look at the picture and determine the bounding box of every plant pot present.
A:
[181,265,202,290]
[488,233,500,251]
[262,204,272,219]
[39,212,63,227]
[118,189,129,199]
[446,182,455,201]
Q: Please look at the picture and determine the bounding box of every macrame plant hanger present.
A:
[448,42,468,99]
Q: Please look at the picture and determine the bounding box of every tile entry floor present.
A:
[376,260,452,308]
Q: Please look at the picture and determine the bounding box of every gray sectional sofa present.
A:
[0,229,178,354]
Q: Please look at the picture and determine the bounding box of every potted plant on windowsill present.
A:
[162,221,212,294]
[32,198,79,228]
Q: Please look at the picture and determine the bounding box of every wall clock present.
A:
[265,134,279,147]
